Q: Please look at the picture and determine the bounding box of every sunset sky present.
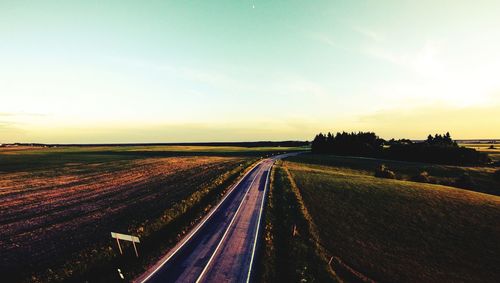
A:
[1,0,499,143]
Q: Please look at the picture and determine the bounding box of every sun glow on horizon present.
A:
[1,1,499,143]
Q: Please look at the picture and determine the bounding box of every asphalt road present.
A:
[136,153,295,283]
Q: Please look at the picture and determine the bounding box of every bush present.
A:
[455,173,474,188]
[375,165,396,179]
[413,171,431,183]
[489,144,495,149]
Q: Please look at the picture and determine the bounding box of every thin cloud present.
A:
[268,74,329,99]
[366,40,446,78]
[310,32,338,48]
[308,32,351,52]
[351,26,383,41]
[105,55,248,92]
[0,112,47,117]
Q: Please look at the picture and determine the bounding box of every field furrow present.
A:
[0,149,253,281]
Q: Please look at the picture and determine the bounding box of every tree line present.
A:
[311,131,489,165]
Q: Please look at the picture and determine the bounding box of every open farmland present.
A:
[292,153,499,196]
[0,145,298,282]
[461,143,500,163]
[260,154,500,283]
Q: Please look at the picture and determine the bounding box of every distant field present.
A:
[0,145,300,282]
[293,153,499,196]
[461,143,500,162]
[271,154,500,282]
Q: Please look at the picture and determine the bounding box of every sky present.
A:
[1,0,499,143]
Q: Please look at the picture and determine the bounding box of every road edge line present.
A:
[246,160,273,283]
[195,162,264,283]
[138,159,264,283]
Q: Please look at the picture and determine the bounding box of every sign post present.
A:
[111,232,140,257]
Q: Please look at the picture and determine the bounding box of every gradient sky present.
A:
[1,0,499,143]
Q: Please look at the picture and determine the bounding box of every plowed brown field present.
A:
[0,146,254,282]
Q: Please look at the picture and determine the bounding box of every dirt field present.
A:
[0,145,294,282]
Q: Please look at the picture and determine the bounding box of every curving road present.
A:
[135,153,296,283]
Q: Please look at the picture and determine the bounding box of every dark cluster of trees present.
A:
[312,132,384,156]
[425,133,457,146]
[311,131,489,166]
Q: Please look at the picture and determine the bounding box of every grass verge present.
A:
[257,161,338,283]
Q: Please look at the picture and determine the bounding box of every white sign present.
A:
[111,232,140,257]
[111,232,140,243]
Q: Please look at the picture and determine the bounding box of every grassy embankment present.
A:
[258,160,339,283]
[260,153,500,283]
[294,153,499,196]
[0,145,302,282]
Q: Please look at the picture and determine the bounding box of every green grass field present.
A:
[262,154,500,283]
[292,153,499,196]
[258,161,338,283]
[460,143,500,162]
[0,145,302,282]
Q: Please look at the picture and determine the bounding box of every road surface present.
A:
[136,153,296,283]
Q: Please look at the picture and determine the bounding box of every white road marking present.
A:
[246,161,273,283]
[139,160,263,283]
[195,164,264,283]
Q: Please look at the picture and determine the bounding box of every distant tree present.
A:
[445,132,452,142]
[311,131,384,156]
[424,132,457,147]
[311,131,489,165]
[311,133,327,153]
[427,134,433,143]
[387,138,413,146]
[326,132,334,146]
